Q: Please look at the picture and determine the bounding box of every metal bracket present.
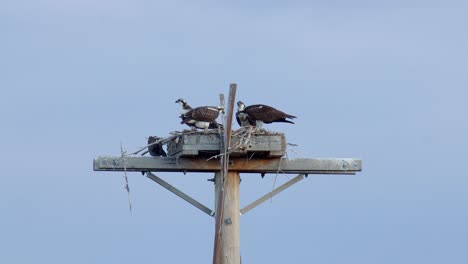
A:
[240,174,305,215]
[146,172,215,217]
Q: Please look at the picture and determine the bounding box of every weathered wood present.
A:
[146,172,214,216]
[213,172,223,264]
[214,171,240,264]
[240,174,304,215]
[214,84,238,264]
[94,156,362,174]
[167,133,286,158]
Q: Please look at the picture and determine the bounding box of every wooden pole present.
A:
[214,84,238,264]
[214,171,241,264]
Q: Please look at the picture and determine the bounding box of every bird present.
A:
[175,98,193,115]
[147,136,167,157]
[175,98,223,131]
[236,101,296,128]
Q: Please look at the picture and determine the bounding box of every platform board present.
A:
[166,132,286,158]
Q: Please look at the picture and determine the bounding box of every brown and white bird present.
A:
[176,98,223,131]
[236,101,296,128]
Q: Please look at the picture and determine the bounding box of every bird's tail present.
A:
[277,119,295,124]
[209,122,223,129]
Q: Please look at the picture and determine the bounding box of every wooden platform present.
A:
[166,131,286,158]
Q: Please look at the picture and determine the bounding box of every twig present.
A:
[206,127,256,161]
[132,135,177,155]
[206,152,225,161]
[287,147,306,159]
[287,144,312,159]
[270,154,287,203]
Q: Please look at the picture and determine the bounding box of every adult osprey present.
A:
[236,101,296,128]
[175,98,223,130]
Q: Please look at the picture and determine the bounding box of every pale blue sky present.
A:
[1,2,468,263]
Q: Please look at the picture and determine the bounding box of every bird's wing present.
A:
[245,104,286,123]
[235,112,242,126]
[190,106,220,121]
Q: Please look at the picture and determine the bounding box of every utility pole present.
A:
[214,171,240,264]
[213,84,238,264]
[93,83,362,264]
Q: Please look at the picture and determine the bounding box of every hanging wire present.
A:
[120,142,132,212]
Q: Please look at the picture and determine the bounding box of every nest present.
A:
[134,127,285,157]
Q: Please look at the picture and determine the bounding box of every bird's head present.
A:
[237,101,246,111]
[175,98,187,106]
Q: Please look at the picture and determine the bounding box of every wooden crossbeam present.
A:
[93,156,362,175]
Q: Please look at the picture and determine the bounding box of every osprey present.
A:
[147,136,167,157]
[175,98,223,131]
[175,98,193,115]
[236,101,297,128]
